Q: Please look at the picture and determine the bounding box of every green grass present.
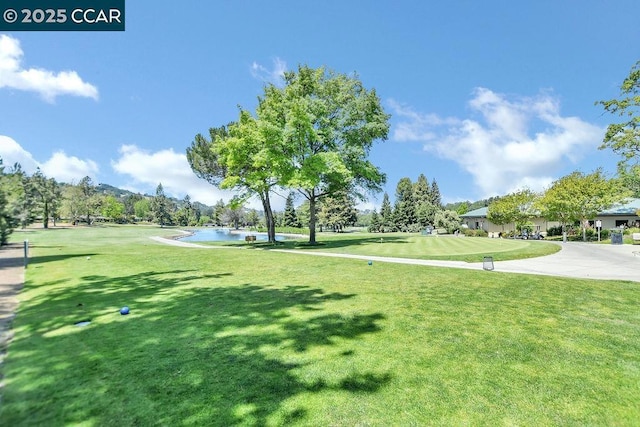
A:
[204,231,561,262]
[1,226,639,425]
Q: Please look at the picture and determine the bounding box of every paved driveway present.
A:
[492,241,640,282]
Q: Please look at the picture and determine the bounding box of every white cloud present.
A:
[0,135,39,172]
[0,135,98,182]
[111,144,242,206]
[0,135,99,182]
[41,151,99,183]
[250,57,287,86]
[390,88,605,197]
[0,34,98,102]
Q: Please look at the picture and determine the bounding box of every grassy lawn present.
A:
[1,226,639,425]
[202,231,562,262]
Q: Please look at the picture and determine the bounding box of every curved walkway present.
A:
[151,236,640,282]
[0,243,25,390]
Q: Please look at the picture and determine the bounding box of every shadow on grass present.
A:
[248,235,410,251]
[2,269,389,425]
[27,253,100,266]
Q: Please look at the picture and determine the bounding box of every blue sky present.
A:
[1,1,638,210]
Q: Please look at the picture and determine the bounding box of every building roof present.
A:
[599,198,640,216]
[459,207,488,218]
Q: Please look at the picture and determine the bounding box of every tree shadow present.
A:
[2,269,390,425]
[257,236,411,251]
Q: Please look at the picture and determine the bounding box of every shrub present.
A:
[546,226,564,237]
[463,229,488,237]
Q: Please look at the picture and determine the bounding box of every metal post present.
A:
[23,239,28,268]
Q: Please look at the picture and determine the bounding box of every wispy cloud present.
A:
[390,88,604,197]
[388,99,460,142]
[0,34,98,102]
[250,57,287,86]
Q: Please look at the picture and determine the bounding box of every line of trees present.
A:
[487,169,628,241]
[0,160,64,245]
[367,174,461,233]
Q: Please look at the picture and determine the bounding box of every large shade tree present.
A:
[487,189,538,235]
[598,60,640,196]
[258,65,390,244]
[187,115,282,243]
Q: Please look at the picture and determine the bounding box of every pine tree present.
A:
[413,174,435,228]
[413,174,431,205]
[151,183,172,227]
[430,179,442,208]
[379,192,393,232]
[283,192,301,227]
[393,177,416,231]
[369,208,381,232]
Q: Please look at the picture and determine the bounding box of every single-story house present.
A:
[460,198,640,235]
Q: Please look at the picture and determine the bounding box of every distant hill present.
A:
[96,183,214,214]
[96,183,150,198]
[445,197,500,213]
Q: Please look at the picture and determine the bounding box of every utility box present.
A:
[610,230,623,245]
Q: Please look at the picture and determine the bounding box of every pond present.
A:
[181,228,288,242]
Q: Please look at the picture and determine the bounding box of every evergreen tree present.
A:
[0,158,20,244]
[393,177,416,231]
[369,208,381,232]
[31,168,61,228]
[413,174,431,205]
[15,166,37,229]
[151,183,172,227]
[212,199,226,226]
[379,192,393,232]
[414,174,438,228]
[318,191,357,232]
[174,195,196,226]
[283,192,301,227]
[430,179,442,207]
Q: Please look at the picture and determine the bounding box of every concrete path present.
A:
[0,243,25,390]
[151,236,639,282]
[272,241,640,282]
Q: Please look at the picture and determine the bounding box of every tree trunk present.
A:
[260,192,276,243]
[309,196,317,244]
[43,201,49,229]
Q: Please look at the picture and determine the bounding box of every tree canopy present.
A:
[187,115,281,242]
[487,189,538,233]
[257,65,390,243]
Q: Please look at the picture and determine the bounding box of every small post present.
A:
[23,239,28,268]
